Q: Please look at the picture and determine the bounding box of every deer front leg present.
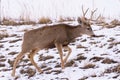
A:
[63,46,72,63]
[55,43,64,69]
[28,49,43,73]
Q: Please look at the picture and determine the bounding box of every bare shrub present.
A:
[1,17,36,25]
[38,17,52,24]
[1,18,17,25]
[39,54,54,61]
[58,16,74,22]
[20,68,36,78]
[65,60,75,67]
[105,64,120,73]
[102,58,118,64]
[75,55,87,61]
[0,31,9,39]
[81,63,95,69]
[110,19,120,26]
[90,56,104,62]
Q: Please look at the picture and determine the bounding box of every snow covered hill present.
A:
[0,24,120,80]
[0,0,120,80]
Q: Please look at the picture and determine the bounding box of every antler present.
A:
[90,8,97,21]
[96,14,101,21]
[80,5,100,25]
[82,5,89,19]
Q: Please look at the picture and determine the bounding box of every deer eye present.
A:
[87,27,91,30]
[84,23,87,25]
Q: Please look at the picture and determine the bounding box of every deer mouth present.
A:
[91,35,96,37]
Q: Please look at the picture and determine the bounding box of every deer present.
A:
[11,6,96,77]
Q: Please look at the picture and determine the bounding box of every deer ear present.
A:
[77,17,82,24]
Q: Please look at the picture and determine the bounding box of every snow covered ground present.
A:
[0,23,120,80]
[0,0,120,80]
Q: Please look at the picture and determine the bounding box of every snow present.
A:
[0,24,120,80]
[0,0,120,80]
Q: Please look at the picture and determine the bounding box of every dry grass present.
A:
[81,63,96,69]
[58,16,75,22]
[1,17,36,26]
[0,31,9,39]
[1,2,119,26]
[65,60,75,67]
[90,56,104,62]
[20,68,36,78]
[1,16,74,25]
[0,34,9,39]
[79,76,88,80]
[19,21,36,25]
[39,54,54,61]
[75,55,87,61]
[105,64,120,73]
[95,15,120,28]
[102,58,118,64]
[1,15,120,27]
[38,17,52,24]
[1,18,17,25]
[110,19,120,26]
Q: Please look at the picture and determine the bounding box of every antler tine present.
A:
[90,8,98,21]
[82,5,89,18]
[96,14,101,21]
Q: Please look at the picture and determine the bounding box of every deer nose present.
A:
[91,34,96,37]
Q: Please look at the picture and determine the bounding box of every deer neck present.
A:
[67,26,82,40]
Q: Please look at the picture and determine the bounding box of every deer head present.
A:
[77,5,96,37]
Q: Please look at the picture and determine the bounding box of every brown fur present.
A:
[12,18,95,77]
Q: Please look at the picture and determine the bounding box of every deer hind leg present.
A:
[28,49,43,73]
[11,52,25,77]
[55,43,64,69]
[63,46,72,63]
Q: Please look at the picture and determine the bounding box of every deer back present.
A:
[22,24,78,50]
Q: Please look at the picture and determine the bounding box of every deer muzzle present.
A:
[91,34,96,37]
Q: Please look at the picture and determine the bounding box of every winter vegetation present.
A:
[0,0,120,80]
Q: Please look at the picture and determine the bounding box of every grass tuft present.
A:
[58,16,75,22]
[38,17,52,24]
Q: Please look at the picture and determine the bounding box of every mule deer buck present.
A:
[11,7,96,77]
